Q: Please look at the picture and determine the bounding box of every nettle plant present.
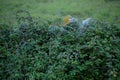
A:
[0,10,120,80]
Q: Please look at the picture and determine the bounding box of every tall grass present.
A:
[0,0,120,25]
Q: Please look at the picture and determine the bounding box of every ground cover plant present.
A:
[0,11,120,80]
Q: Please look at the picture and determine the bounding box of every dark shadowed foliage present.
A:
[0,12,120,80]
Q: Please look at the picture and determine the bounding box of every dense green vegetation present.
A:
[0,11,120,79]
[0,0,120,80]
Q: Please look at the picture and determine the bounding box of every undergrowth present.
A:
[0,11,120,80]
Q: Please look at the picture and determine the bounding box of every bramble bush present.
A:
[0,11,120,80]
